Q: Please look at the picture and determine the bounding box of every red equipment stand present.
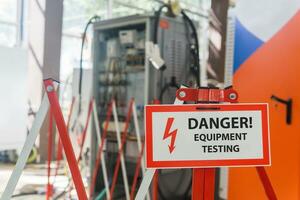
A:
[44,79,88,200]
[175,87,277,200]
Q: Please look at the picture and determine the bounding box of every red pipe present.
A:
[46,110,53,200]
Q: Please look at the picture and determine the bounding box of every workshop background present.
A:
[0,0,299,199]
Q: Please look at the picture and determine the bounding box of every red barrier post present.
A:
[46,110,53,200]
[256,167,277,200]
[192,169,205,200]
[54,96,75,179]
[152,171,159,200]
[44,79,88,200]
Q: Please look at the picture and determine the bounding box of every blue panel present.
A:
[234,18,264,72]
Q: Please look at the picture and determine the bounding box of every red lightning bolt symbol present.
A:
[163,117,178,154]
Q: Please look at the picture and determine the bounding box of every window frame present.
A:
[0,0,24,47]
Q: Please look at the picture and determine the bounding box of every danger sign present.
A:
[145,103,270,168]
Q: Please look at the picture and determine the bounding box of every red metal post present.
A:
[203,168,216,200]
[192,169,205,200]
[256,167,277,200]
[177,87,239,200]
[46,110,53,200]
[152,171,159,200]
[192,168,215,200]
[54,96,75,179]
[44,79,88,200]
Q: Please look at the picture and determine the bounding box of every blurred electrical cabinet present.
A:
[91,14,197,198]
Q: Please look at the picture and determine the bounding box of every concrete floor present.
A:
[0,163,71,199]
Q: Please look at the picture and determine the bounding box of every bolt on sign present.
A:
[145,103,270,168]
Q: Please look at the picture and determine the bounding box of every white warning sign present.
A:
[145,103,270,168]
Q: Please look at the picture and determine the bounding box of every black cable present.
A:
[153,4,170,44]
[78,15,100,114]
[157,169,192,200]
[159,76,179,102]
[11,191,38,197]
[53,180,72,200]
[53,189,67,200]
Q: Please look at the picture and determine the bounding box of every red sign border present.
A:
[145,103,271,168]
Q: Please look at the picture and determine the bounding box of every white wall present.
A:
[0,45,27,151]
